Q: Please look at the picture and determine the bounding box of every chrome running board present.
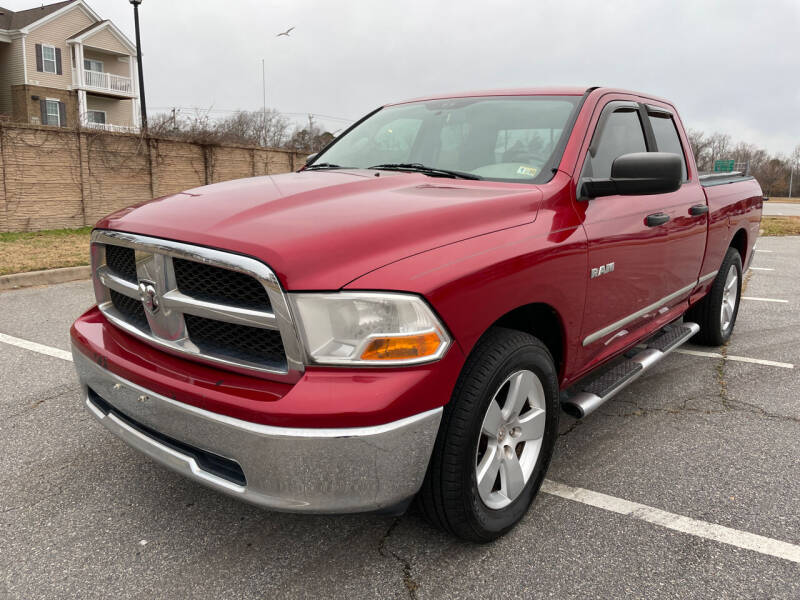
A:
[562,322,700,419]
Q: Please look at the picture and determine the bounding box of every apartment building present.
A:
[0,0,140,132]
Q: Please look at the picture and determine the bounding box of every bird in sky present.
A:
[276,27,295,37]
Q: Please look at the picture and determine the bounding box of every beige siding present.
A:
[25,5,95,88]
[0,42,13,115]
[83,49,131,78]
[83,27,129,55]
[86,94,132,127]
[0,38,26,116]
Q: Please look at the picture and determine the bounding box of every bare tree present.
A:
[287,115,331,153]
[756,158,787,196]
[687,129,712,171]
[148,107,291,148]
[708,132,731,169]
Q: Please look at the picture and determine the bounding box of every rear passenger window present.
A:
[648,112,688,181]
[583,108,647,179]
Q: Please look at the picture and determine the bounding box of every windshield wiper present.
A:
[305,162,345,170]
[368,163,482,180]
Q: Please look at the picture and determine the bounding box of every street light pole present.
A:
[262,58,267,145]
[130,0,147,131]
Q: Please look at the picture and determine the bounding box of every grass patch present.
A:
[760,216,800,236]
[0,227,92,276]
[767,197,800,204]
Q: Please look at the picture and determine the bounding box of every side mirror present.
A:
[306,153,317,165]
[581,152,682,199]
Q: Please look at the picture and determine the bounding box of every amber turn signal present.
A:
[360,331,442,361]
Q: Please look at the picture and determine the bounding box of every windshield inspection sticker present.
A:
[517,166,539,177]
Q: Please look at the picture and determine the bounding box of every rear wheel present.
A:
[418,328,559,542]
[687,247,742,346]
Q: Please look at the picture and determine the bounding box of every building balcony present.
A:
[83,121,138,134]
[72,68,136,98]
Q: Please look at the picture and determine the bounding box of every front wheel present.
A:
[417,328,560,542]
[687,247,743,346]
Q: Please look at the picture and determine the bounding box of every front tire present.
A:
[687,247,742,346]
[418,328,560,542]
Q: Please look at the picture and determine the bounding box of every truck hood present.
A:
[97,170,542,290]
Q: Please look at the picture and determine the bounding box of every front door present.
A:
[573,99,703,368]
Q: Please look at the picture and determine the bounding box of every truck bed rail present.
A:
[698,171,755,187]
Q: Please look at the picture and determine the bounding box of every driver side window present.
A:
[582,108,647,179]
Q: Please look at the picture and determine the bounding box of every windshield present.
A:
[311,96,580,183]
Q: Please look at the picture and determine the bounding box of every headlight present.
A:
[290,292,451,365]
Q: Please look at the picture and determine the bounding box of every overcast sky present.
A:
[6,0,800,153]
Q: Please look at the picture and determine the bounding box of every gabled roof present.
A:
[0,1,74,30]
[66,18,135,54]
[0,1,133,54]
[68,18,107,39]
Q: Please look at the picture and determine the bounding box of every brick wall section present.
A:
[209,146,253,184]
[11,84,79,126]
[0,125,84,231]
[150,139,205,197]
[0,122,304,232]
[82,130,150,225]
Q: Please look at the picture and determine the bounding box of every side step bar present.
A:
[561,322,700,419]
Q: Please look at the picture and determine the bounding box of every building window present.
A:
[87,110,106,125]
[45,99,61,126]
[84,58,104,72]
[42,45,57,73]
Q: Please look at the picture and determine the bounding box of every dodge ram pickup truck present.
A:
[71,87,763,542]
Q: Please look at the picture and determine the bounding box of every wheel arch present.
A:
[490,303,566,378]
[730,228,748,264]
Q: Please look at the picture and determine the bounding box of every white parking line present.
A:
[749,267,774,271]
[755,249,774,253]
[675,349,793,369]
[741,296,789,303]
[542,480,800,564]
[0,333,72,362]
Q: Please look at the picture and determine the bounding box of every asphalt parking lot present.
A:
[763,202,800,217]
[1,236,798,599]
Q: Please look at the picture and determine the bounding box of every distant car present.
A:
[71,87,763,541]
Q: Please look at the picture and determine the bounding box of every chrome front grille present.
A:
[90,230,305,381]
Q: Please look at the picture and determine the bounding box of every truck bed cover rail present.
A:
[698,171,755,187]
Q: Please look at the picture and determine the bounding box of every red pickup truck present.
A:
[71,87,763,541]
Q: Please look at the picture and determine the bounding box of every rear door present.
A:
[643,104,707,297]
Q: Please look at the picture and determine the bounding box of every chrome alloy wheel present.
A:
[475,370,547,509]
[720,264,739,331]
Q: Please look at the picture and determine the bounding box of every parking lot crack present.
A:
[713,340,799,424]
[378,517,419,599]
[1,487,63,515]
[716,343,732,410]
[4,388,68,420]
[559,419,582,436]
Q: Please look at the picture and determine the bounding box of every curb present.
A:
[0,265,91,291]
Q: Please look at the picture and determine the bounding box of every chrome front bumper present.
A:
[73,347,442,513]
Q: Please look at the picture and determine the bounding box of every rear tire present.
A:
[686,247,742,346]
[417,327,560,542]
